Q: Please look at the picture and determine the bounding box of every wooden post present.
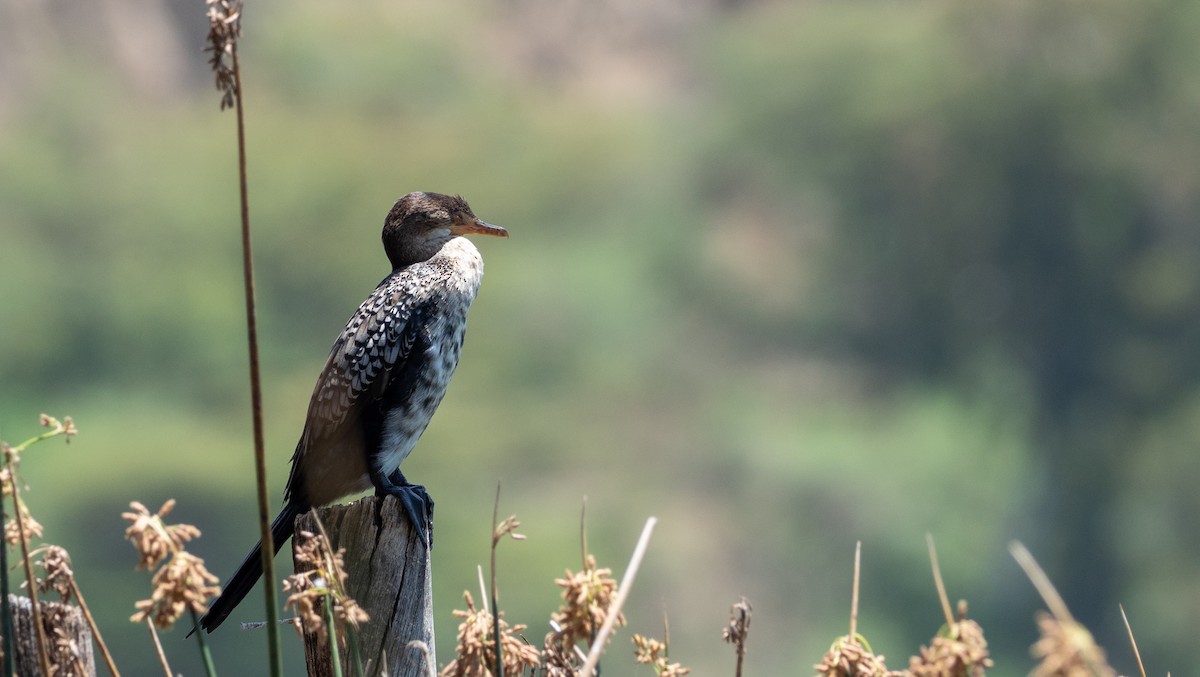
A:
[294,495,435,677]
[6,594,96,676]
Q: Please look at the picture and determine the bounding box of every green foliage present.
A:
[699,0,1200,668]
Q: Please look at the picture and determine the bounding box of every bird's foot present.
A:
[388,483,434,549]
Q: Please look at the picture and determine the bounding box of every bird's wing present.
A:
[311,290,422,429]
[283,275,433,502]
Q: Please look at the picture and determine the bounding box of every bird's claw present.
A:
[393,484,434,549]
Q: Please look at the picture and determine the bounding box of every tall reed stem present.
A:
[229,38,285,677]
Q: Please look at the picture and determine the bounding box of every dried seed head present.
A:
[282,569,325,640]
[909,624,994,676]
[286,530,370,646]
[131,551,220,629]
[633,633,690,676]
[545,553,624,657]
[1030,612,1115,677]
[908,599,993,676]
[633,633,665,664]
[440,591,541,677]
[492,514,526,546]
[122,500,201,570]
[35,545,75,603]
[814,635,901,677]
[37,414,77,439]
[5,503,43,547]
[722,597,752,657]
[124,499,219,628]
[204,0,243,109]
[0,454,11,494]
[540,634,578,676]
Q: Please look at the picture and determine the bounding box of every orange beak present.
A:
[451,219,509,238]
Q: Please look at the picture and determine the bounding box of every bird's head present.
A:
[382,192,508,268]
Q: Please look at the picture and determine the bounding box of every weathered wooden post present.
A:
[7,595,96,676]
[294,495,435,677]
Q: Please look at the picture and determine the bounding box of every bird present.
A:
[198,192,507,634]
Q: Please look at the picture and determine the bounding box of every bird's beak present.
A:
[451,219,509,238]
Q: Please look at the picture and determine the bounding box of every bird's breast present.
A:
[374,290,472,471]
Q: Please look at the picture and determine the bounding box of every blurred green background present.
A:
[2,0,1199,674]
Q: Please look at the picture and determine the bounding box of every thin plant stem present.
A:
[345,624,365,677]
[324,595,345,677]
[229,36,285,677]
[578,516,657,677]
[7,465,52,677]
[726,599,750,677]
[925,533,954,628]
[476,564,488,614]
[405,640,437,677]
[849,541,861,640]
[189,607,218,677]
[1008,541,1074,622]
[579,496,588,569]
[661,609,671,665]
[1119,604,1147,677]
[12,428,68,451]
[70,579,122,677]
[490,483,503,677]
[146,618,173,677]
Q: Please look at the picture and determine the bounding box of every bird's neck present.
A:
[433,236,481,261]
[395,237,485,294]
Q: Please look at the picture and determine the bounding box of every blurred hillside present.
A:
[2,0,1199,674]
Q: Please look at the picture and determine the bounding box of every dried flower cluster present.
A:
[282,568,323,637]
[813,600,996,677]
[909,617,993,677]
[1,413,75,467]
[37,414,77,439]
[122,500,201,570]
[633,633,690,676]
[723,596,752,672]
[35,545,76,602]
[123,499,219,628]
[5,502,43,547]
[132,551,220,628]
[545,553,624,657]
[493,514,526,545]
[445,505,663,676]
[285,529,369,645]
[2,415,74,546]
[814,635,901,677]
[1029,612,1115,677]
[204,0,243,109]
[1,416,121,675]
[441,591,541,677]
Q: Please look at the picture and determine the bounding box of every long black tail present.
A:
[196,503,303,634]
